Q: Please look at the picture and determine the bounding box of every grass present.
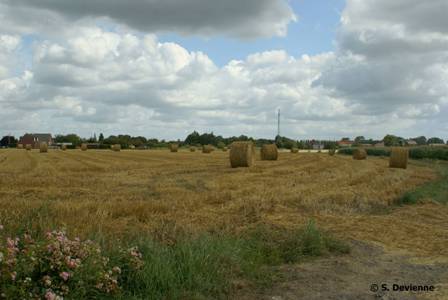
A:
[395,161,448,205]
[107,220,349,299]
[1,218,348,299]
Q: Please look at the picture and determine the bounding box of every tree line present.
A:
[0,132,446,149]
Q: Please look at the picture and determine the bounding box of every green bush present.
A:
[217,142,226,149]
[366,148,391,157]
[409,147,448,160]
[338,146,448,161]
[337,148,354,155]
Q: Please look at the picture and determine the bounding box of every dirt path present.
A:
[236,240,448,300]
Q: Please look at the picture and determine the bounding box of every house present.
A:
[374,142,385,148]
[338,140,353,148]
[19,133,53,148]
[312,143,324,150]
[406,140,418,146]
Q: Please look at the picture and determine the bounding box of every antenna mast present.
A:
[277,109,281,137]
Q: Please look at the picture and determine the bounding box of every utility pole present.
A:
[277,109,281,137]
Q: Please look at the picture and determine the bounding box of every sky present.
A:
[0,0,447,141]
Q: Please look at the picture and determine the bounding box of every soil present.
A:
[235,240,448,300]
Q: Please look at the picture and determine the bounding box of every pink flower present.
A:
[6,237,16,248]
[67,258,78,269]
[60,271,70,281]
[45,290,56,300]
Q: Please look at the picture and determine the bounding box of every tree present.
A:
[383,134,399,147]
[0,136,17,147]
[98,133,104,143]
[184,131,200,145]
[412,136,427,145]
[427,137,444,144]
[275,135,283,148]
[354,136,365,143]
[54,134,82,146]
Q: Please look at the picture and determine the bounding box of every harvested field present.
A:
[0,148,444,262]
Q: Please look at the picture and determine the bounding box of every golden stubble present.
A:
[0,148,445,259]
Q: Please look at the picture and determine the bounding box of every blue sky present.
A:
[14,0,345,74]
[159,0,346,66]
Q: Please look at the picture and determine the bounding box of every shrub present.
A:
[366,148,391,157]
[217,142,226,149]
[0,229,143,299]
[337,148,354,156]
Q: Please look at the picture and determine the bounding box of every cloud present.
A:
[0,0,447,140]
[0,34,21,78]
[1,0,296,38]
[315,0,448,135]
[0,26,352,138]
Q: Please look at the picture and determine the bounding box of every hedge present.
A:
[338,146,448,161]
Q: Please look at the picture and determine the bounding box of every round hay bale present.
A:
[169,143,178,152]
[261,144,278,161]
[229,141,255,168]
[389,147,408,169]
[39,142,48,153]
[17,144,23,149]
[61,145,67,151]
[353,148,367,160]
[328,149,336,156]
[291,148,298,153]
[190,146,196,152]
[111,144,121,152]
[81,144,88,151]
[202,145,214,153]
[25,144,32,151]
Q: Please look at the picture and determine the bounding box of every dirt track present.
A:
[237,240,448,300]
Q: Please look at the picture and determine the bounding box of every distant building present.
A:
[406,140,418,146]
[429,143,446,147]
[312,143,324,150]
[374,142,385,148]
[338,140,353,147]
[19,133,53,148]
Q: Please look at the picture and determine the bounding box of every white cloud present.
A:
[315,0,448,138]
[0,0,447,141]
